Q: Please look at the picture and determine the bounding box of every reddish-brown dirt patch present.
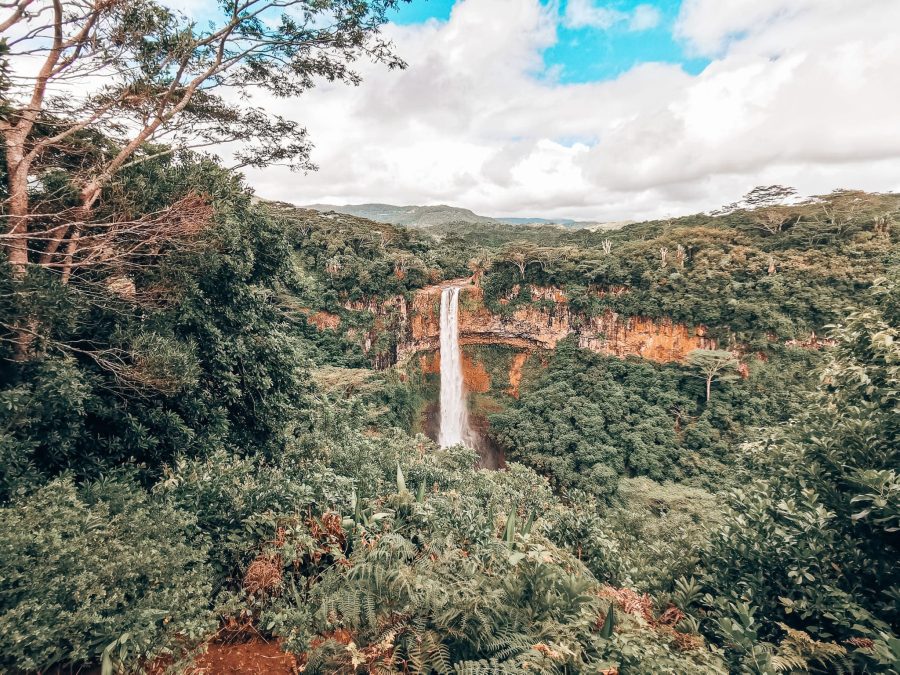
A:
[419,351,440,374]
[146,639,298,675]
[504,351,531,399]
[306,310,340,331]
[187,640,298,675]
[417,350,491,394]
[461,352,490,393]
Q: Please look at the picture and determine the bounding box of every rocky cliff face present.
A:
[310,280,715,464]
[399,280,715,364]
[306,280,713,371]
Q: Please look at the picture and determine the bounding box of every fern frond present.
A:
[772,623,850,674]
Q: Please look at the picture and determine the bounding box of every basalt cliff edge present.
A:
[329,278,715,370]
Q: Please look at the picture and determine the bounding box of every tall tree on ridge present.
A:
[0,0,410,283]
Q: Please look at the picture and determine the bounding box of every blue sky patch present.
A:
[389,0,710,82]
[390,0,456,24]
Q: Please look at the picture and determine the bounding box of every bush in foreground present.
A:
[0,477,215,672]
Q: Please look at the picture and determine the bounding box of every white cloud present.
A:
[629,4,662,31]
[563,0,660,32]
[675,0,890,56]
[563,0,625,29]
[231,0,900,221]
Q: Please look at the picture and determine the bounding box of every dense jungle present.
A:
[1,1,898,673]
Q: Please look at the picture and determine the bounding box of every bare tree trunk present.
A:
[58,224,83,285]
[3,0,63,275]
[4,139,30,277]
[58,183,102,284]
[706,376,712,402]
[4,137,35,361]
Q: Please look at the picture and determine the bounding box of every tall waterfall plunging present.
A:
[438,286,471,448]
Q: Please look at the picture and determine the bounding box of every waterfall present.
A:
[439,286,471,448]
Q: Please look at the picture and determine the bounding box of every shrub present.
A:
[605,478,721,593]
[159,448,328,580]
[0,477,214,672]
[225,457,727,674]
[696,277,900,672]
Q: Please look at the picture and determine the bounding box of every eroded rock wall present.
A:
[399,281,714,364]
[307,278,714,369]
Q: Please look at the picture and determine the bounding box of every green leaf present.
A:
[600,604,615,638]
[504,511,516,544]
[396,463,407,493]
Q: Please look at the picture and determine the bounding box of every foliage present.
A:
[311,366,424,431]
[696,276,900,672]
[491,340,740,500]
[182,439,726,674]
[0,476,214,673]
[0,154,314,492]
[158,449,324,581]
[605,478,722,594]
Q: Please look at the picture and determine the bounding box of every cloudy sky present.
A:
[243,0,900,221]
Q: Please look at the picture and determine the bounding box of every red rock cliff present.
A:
[398,280,714,363]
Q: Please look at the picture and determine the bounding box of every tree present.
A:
[698,277,900,671]
[687,349,741,402]
[1,0,409,281]
[742,185,799,210]
[793,189,879,245]
[715,185,800,235]
[467,253,491,284]
[496,242,545,280]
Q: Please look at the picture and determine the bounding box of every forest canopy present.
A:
[2,143,896,671]
[0,2,898,671]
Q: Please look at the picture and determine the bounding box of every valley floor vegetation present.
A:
[1,1,898,672]
[1,140,897,673]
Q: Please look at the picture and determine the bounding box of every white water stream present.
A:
[438,287,472,448]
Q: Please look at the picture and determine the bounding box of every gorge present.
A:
[317,278,721,468]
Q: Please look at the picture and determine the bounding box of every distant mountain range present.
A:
[304,202,623,229]
[305,203,494,227]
